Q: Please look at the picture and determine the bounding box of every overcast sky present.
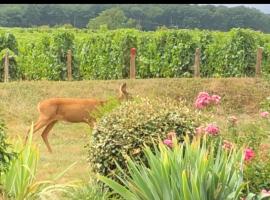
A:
[205,4,270,14]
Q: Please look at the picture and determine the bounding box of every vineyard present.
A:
[0,27,270,81]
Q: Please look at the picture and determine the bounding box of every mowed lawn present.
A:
[0,78,270,184]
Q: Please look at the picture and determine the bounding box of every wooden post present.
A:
[194,48,200,77]
[67,49,72,81]
[130,48,136,79]
[4,50,9,82]
[255,47,263,77]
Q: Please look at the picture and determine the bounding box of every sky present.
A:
[206,4,270,14]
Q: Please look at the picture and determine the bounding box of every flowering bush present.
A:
[88,98,202,181]
[194,91,221,109]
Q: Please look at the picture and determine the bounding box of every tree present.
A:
[87,7,137,30]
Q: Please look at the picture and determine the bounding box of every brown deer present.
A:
[25,83,131,153]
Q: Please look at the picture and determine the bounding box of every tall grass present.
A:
[0,124,77,200]
[100,135,246,200]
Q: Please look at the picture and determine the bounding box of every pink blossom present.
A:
[195,92,212,109]
[204,124,219,135]
[211,95,221,104]
[260,111,269,118]
[163,139,173,148]
[194,92,221,109]
[244,148,255,161]
[261,189,270,198]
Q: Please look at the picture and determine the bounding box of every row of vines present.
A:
[0,27,270,81]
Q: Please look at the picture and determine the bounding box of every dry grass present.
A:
[0,78,269,184]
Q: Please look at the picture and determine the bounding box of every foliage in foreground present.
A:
[0,125,77,200]
[99,135,245,200]
[0,119,16,174]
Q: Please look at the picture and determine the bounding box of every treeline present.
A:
[0,4,270,32]
[1,27,270,81]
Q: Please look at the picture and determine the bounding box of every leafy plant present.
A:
[88,97,202,181]
[99,135,246,200]
[0,119,16,174]
[0,124,77,200]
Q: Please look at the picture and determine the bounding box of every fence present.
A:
[1,47,265,82]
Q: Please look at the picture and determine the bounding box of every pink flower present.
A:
[211,95,221,104]
[195,92,212,109]
[244,148,255,161]
[261,189,270,195]
[261,189,270,198]
[260,111,269,118]
[163,139,173,148]
[204,124,219,135]
[194,92,221,109]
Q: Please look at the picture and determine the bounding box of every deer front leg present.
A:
[41,120,57,153]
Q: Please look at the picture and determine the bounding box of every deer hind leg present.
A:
[41,120,57,153]
[24,117,52,145]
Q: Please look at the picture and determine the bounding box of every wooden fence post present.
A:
[67,49,72,81]
[255,47,263,77]
[4,50,9,82]
[194,48,201,78]
[130,48,136,79]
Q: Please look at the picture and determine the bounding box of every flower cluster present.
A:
[260,111,269,118]
[244,148,255,161]
[195,123,219,136]
[195,92,221,109]
[163,131,176,148]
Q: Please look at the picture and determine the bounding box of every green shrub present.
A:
[87,97,202,181]
[99,135,246,200]
[0,119,16,174]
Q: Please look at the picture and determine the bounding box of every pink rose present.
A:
[260,111,269,118]
[204,124,219,135]
[244,148,255,161]
[163,139,173,148]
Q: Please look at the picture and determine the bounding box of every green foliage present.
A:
[0,125,77,200]
[0,27,270,80]
[223,116,270,195]
[99,135,245,200]
[63,179,118,200]
[0,119,16,174]
[260,96,270,111]
[87,7,138,30]
[0,32,20,81]
[87,97,201,181]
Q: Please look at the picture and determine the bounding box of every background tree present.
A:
[87,7,137,30]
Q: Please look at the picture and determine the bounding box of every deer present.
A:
[24,83,131,153]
